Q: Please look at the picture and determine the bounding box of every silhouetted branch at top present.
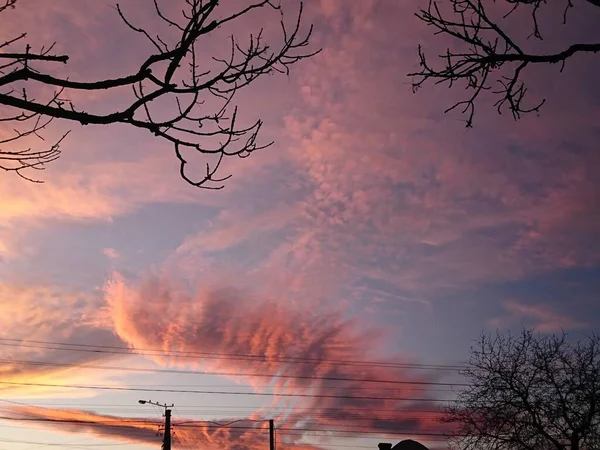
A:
[443,329,600,450]
[409,0,600,127]
[0,0,318,186]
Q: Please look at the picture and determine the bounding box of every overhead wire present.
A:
[0,416,454,440]
[0,405,453,445]
[0,402,446,413]
[0,407,453,449]
[0,378,461,392]
[0,380,456,402]
[0,358,468,388]
[0,337,462,447]
[0,399,448,418]
[0,400,448,428]
[0,439,134,447]
[0,409,447,423]
[0,338,465,371]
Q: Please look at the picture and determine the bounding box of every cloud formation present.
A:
[0,283,124,397]
[104,273,450,439]
[3,0,598,302]
[1,1,599,448]
[2,405,326,450]
[162,0,600,327]
[489,300,589,333]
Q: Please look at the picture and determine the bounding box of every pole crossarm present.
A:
[138,400,173,450]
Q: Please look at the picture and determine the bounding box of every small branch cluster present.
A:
[0,1,70,181]
[409,0,600,127]
[0,111,68,183]
[0,0,318,186]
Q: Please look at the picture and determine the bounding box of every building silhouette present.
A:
[378,440,429,450]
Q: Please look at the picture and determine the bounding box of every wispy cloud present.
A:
[168,0,600,315]
[103,248,120,260]
[3,405,326,450]
[104,273,451,437]
[0,283,124,397]
[0,3,598,446]
[489,300,589,333]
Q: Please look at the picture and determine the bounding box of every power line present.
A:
[0,358,468,387]
[0,377,460,392]
[0,416,159,426]
[3,411,443,422]
[0,399,444,416]
[0,410,443,424]
[0,435,155,450]
[175,423,450,437]
[0,402,445,412]
[0,338,465,371]
[0,398,447,429]
[0,380,451,402]
[0,416,454,439]
[0,438,133,447]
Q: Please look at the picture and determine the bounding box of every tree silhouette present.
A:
[410,0,600,127]
[0,0,317,186]
[443,329,600,450]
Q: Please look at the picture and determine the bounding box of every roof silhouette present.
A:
[392,440,430,450]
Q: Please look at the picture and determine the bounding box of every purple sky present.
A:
[0,1,599,450]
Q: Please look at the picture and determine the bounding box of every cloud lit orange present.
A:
[1,1,599,450]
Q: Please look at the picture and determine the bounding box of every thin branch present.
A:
[409,0,600,127]
[0,52,68,63]
[0,0,318,186]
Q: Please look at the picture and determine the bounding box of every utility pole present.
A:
[269,419,275,450]
[163,408,171,450]
[138,400,174,450]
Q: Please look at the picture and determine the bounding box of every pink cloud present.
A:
[265,0,600,296]
[163,0,600,338]
[104,273,452,438]
[176,203,301,255]
[2,0,598,292]
[0,283,127,397]
[489,300,588,332]
[0,0,313,261]
[2,405,325,450]
[0,3,597,429]
[103,248,120,260]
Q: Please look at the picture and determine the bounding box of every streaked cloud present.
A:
[489,300,589,333]
[3,405,326,450]
[0,284,124,397]
[104,273,452,437]
[0,1,598,447]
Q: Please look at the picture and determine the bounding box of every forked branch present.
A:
[0,0,318,186]
[409,0,600,127]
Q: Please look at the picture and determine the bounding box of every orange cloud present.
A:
[0,141,230,260]
[2,405,325,450]
[0,283,127,397]
[0,0,303,261]
[104,273,452,438]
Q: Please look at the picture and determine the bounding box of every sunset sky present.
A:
[1,1,599,450]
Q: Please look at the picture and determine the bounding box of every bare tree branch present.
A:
[409,0,600,127]
[442,329,600,450]
[0,0,319,186]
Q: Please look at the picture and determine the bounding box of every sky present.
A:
[0,1,599,450]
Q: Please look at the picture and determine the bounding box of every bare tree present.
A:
[409,0,600,127]
[443,329,600,450]
[0,0,317,186]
